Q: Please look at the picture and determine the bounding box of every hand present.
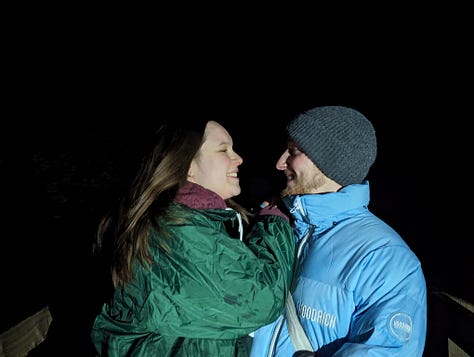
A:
[258,201,289,222]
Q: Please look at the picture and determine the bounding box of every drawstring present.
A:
[225,208,243,241]
[236,211,243,241]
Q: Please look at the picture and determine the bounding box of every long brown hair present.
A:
[95,120,250,287]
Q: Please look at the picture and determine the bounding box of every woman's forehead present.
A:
[204,121,232,145]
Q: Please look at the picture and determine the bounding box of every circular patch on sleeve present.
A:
[388,312,412,341]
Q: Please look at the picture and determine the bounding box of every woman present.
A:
[90,119,295,356]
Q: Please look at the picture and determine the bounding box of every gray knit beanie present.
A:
[287,106,377,186]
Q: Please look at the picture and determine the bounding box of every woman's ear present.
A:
[187,161,195,181]
[188,164,194,182]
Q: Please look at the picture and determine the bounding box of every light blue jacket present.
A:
[251,182,427,356]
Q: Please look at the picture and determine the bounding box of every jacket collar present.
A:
[174,181,227,210]
[283,181,371,227]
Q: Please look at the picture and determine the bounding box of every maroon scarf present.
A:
[174,181,227,210]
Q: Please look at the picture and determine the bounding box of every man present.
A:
[250,106,427,356]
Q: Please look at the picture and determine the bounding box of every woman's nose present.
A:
[234,153,243,165]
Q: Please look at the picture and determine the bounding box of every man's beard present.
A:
[281,168,327,197]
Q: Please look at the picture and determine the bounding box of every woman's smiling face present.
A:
[188,120,243,200]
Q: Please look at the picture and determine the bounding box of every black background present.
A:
[1,12,472,355]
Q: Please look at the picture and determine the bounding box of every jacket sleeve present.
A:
[143,213,295,339]
[333,245,427,357]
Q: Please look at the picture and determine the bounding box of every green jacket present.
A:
[91,202,295,356]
